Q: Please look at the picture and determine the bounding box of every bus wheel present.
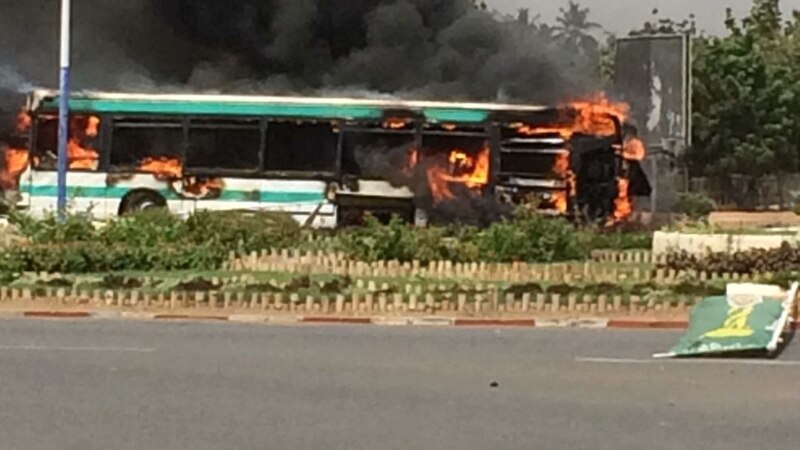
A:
[119,190,167,216]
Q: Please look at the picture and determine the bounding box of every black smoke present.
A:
[0,0,599,101]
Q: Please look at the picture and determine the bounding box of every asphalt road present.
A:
[1,320,799,450]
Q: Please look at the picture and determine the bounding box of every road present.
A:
[1,320,799,450]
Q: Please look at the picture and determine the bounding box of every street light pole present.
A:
[56,0,71,219]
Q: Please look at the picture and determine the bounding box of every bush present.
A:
[673,192,715,221]
[475,209,586,263]
[662,242,800,275]
[10,211,97,244]
[334,216,457,263]
[1,206,649,275]
[100,209,184,248]
[580,230,653,251]
[184,210,302,255]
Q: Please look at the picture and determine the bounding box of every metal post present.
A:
[56,0,71,219]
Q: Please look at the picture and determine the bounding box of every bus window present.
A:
[342,131,415,178]
[111,119,184,172]
[264,122,337,173]
[33,114,102,171]
[187,119,261,172]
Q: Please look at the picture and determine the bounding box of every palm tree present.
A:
[553,1,602,55]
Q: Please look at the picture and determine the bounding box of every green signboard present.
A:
[655,283,798,358]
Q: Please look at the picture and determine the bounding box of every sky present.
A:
[492,0,800,35]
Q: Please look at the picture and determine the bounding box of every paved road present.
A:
[1,320,799,450]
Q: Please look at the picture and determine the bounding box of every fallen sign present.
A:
[654,282,799,359]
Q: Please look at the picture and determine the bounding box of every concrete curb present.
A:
[5,310,797,331]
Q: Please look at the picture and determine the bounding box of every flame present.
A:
[86,116,100,138]
[612,177,633,222]
[139,157,183,179]
[1,147,30,190]
[383,118,410,129]
[16,110,31,133]
[517,125,573,140]
[570,94,630,137]
[516,93,631,140]
[183,177,224,198]
[622,136,646,161]
[67,140,99,170]
[1,110,33,189]
[426,147,490,203]
[552,191,568,213]
[550,152,576,213]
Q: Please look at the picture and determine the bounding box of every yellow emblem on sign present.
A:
[703,306,755,339]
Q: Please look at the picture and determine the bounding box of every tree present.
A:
[553,1,602,56]
[689,0,800,180]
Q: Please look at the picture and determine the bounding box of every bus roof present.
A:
[28,90,559,124]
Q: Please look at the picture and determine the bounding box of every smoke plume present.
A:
[0,0,599,101]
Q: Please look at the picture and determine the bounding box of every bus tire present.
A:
[119,190,167,216]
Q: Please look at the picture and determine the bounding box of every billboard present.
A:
[614,34,691,152]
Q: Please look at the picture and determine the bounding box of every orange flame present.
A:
[613,177,633,222]
[515,93,630,141]
[383,118,410,129]
[0,147,30,190]
[426,147,490,203]
[86,116,100,138]
[571,94,630,137]
[67,140,99,170]
[622,136,646,161]
[16,110,31,133]
[65,115,101,170]
[517,125,573,140]
[550,152,576,213]
[139,157,183,179]
[183,177,224,198]
[1,110,32,190]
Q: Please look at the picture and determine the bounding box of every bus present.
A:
[0,90,650,226]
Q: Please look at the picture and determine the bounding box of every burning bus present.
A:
[0,90,650,226]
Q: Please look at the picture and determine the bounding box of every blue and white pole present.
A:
[56,0,71,219]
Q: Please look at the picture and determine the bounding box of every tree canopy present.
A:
[689,0,800,178]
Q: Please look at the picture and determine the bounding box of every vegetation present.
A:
[0,210,303,276]
[673,192,716,222]
[0,208,654,278]
[662,242,800,275]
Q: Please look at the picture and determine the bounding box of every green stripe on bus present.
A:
[423,108,488,123]
[25,185,325,203]
[41,99,490,123]
[43,99,385,120]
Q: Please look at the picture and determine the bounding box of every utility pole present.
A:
[56,0,71,219]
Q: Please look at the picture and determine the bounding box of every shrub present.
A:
[335,216,455,263]
[184,210,302,255]
[9,210,97,244]
[100,209,184,248]
[475,209,586,263]
[673,192,715,221]
[580,230,653,251]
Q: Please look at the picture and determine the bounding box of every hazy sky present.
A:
[492,0,800,35]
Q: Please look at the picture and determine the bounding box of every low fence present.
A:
[0,285,699,315]
[225,249,765,285]
[226,249,659,284]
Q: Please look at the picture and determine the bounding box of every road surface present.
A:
[1,319,799,450]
